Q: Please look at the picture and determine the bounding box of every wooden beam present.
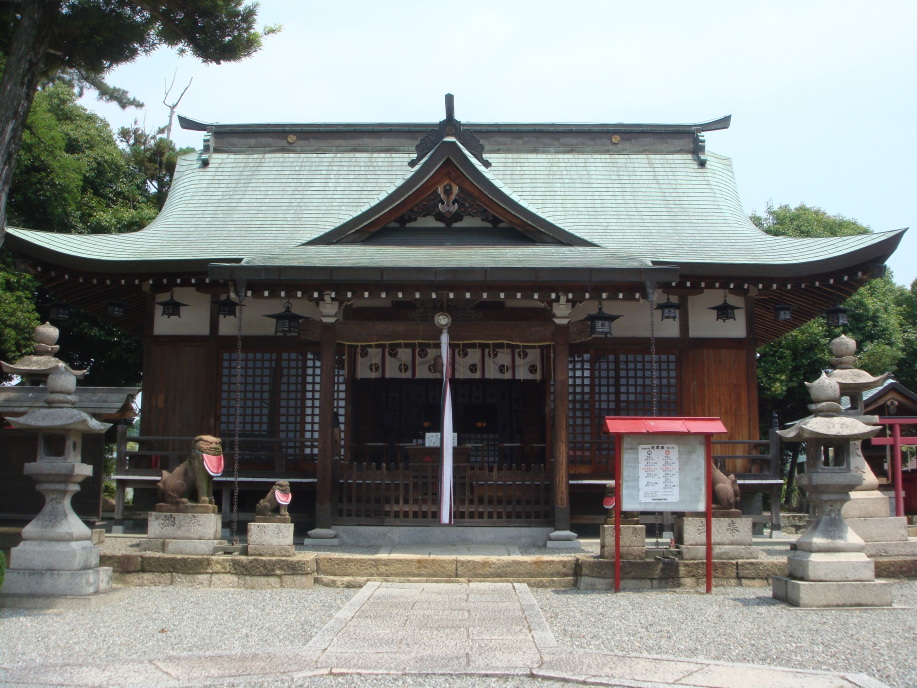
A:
[316,323,336,529]
[552,323,570,531]
[335,320,556,344]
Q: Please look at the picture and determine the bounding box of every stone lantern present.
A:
[826,334,917,556]
[0,324,118,606]
[772,372,891,607]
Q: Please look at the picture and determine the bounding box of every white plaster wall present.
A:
[569,298,680,338]
[152,287,210,336]
[688,289,747,338]
[217,297,322,336]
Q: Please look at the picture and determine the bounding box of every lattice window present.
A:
[565,350,677,473]
[220,352,301,440]
[219,349,346,464]
[301,352,347,454]
[617,354,677,415]
[568,353,593,443]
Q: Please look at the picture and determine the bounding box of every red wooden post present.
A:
[892,422,904,518]
[705,434,713,594]
[614,434,622,593]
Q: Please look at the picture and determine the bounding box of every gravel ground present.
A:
[8,536,910,687]
[534,581,917,688]
[3,582,915,687]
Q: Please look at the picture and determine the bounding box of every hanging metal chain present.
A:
[232,303,243,546]
[648,286,658,418]
[649,285,663,550]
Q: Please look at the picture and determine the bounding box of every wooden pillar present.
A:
[113,421,128,527]
[316,322,336,529]
[552,322,570,532]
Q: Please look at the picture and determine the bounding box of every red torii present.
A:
[870,418,917,517]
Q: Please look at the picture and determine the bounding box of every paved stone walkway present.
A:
[0,582,890,687]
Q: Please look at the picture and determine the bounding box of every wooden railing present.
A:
[115,433,318,476]
[333,462,551,525]
[713,429,783,533]
[712,430,781,478]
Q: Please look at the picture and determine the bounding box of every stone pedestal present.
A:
[141,512,225,555]
[247,522,295,556]
[304,528,341,547]
[599,524,645,560]
[546,530,581,550]
[675,516,759,560]
[838,454,917,556]
[1,461,113,603]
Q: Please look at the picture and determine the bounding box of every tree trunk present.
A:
[0,0,62,242]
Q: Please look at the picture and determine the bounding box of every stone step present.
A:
[313,554,577,588]
[99,551,917,590]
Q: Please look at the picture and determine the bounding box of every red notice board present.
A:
[603,416,728,593]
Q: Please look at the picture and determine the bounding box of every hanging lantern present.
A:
[586,301,621,337]
[48,301,72,322]
[772,301,794,322]
[709,293,742,322]
[265,300,307,335]
[655,298,681,321]
[156,292,188,318]
[217,296,242,318]
[825,303,850,327]
[106,301,127,318]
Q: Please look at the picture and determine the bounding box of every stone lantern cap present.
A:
[0,322,86,379]
[5,362,110,434]
[827,333,889,390]
[778,371,880,442]
[778,415,881,442]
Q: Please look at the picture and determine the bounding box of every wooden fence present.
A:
[333,462,552,525]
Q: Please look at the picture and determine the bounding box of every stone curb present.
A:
[99,551,917,590]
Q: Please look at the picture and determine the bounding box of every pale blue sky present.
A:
[82,0,917,287]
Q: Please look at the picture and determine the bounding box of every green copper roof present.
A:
[5,127,906,279]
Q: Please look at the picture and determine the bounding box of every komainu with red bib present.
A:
[156,435,224,513]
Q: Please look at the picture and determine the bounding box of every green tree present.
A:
[750,202,873,238]
[117,122,193,209]
[0,252,40,370]
[0,0,278,241]
[9,81,158,234]
[0,80,182,385]
[754,203,915,430]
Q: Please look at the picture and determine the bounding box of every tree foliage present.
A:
[117,122,193,209]
[750,202,872,237]
[0,80,189,385]
[755,203,917,430]
[9,81,158,234]
[0,0,278,238]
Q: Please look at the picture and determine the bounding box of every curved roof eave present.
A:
[304,138,596,247]
[4,228,242,274]
[667,228,906,279]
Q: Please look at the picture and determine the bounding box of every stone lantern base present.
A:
[772,577,892,608]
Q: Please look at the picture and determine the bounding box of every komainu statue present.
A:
[711,462,740,512]
[157,435,224,511]
[255,480,292,522]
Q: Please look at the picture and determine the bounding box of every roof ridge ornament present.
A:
[692,127,707,167]
[409,94,492,169]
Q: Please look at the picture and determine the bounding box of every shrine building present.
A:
[3,96,905,541]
